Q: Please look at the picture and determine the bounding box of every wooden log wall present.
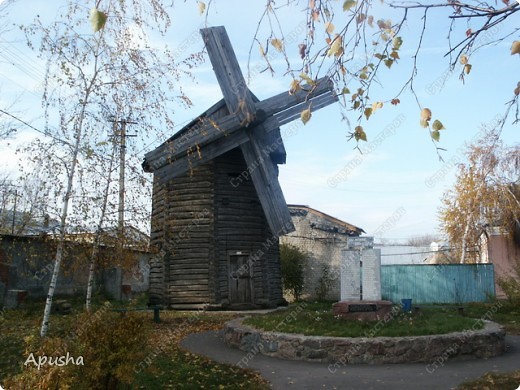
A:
[166,162,214,306]
[148,176,167,305]
[214,149,283,306]
[149,162,215,307]
[149,147,284,308]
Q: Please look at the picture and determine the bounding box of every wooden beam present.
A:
[240,126,295,237]
[201,26,256,126]
[155,130,250,182]
[144,114,243,172]
[255,77,334,116]
[145,115,280,173]
[274,92,338,126]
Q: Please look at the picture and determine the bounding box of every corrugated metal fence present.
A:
[381,264,495,304]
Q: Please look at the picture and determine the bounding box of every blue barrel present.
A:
[401,298,412,312]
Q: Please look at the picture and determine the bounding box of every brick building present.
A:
[280,205,364,301]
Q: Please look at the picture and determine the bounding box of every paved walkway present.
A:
[180,330,520,390]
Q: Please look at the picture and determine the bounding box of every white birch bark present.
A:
[40,128,81,337]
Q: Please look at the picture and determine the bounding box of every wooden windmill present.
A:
[143,26,338,309]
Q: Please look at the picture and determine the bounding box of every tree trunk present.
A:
[40,87,93,335]
[460,220,471,264]
[40,136,80,336]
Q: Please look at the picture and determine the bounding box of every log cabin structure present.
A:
[143,26,338,309]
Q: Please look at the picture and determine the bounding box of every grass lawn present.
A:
[243,301,486,337]
[0,295,269,389]
[243,300,520,390]
[463,301,520,335]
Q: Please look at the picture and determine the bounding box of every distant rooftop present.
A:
[288,204,365,236]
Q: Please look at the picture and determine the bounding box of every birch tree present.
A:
[440,131,520,263]
[23,0,192,336]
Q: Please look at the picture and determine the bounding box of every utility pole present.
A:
[109,117,137,251]
[11,188,17,235]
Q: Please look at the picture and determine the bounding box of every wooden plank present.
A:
[201,26,256,126]
[155,130,250,182]
[143,101,228,165]
[240,129,295,237]
[143,114,243,172]
[275,92,338,126]
[255,77,334,115]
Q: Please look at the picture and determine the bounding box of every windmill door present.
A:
[228,253,252,304]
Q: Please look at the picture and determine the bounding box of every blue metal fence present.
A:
[381,264,495,304]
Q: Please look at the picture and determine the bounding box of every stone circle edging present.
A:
[223,317,506,364]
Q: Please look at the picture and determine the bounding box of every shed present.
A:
[142,27,338,309]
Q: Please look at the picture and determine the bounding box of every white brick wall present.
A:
[280,215,346,301]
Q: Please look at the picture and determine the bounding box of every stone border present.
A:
[223,318,506,364]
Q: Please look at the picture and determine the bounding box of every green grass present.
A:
[244,302,485,337]
[462,301,520,335]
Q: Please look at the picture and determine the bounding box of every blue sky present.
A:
[0,1,518,242]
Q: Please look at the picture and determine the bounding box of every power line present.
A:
[0,107,71,147]
[0,108,112,164]
[0,43,46,83]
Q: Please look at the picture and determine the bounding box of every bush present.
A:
[5,305,150,389]
[498,276,520,304]
[497,256,520,304]
[315,264,334,301]
[280,244,306,301]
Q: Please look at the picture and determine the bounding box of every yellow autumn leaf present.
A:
[300,73,315,85]
[327,35,343,57]
[432,119,445,131]
[464,64,472,74]
[431,130,440,142]
[89,8,107,33]
[364,107,372,120]
[271,38,284,52]
[511,41,520,55]
[372,101,383,112]
[301,107,312,125]
[459,54,469,65]
[198,1,206,15]
[289,79,301,95]
[325,22,335,34]
[343,0,357,11]
[420,108,432,122]
[392,36,403,50]
[354,125,367,141]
